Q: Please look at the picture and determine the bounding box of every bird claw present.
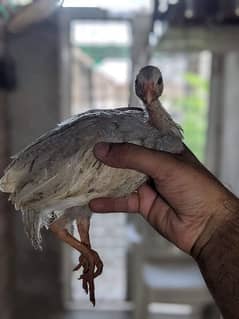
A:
[74,254,89,273]
[73,249,103,306]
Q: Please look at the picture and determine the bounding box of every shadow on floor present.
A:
[51,309,218,319]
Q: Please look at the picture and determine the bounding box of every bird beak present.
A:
[145,91,153,105]
[143,82,154,105]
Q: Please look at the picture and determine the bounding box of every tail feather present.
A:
[22,209,43,250]
[0,168,44,249]
[22,209,62,250]
[0,175,7,192]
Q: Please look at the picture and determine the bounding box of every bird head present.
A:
[135,65,163,105]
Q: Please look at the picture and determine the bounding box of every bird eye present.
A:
[157,77,163,85]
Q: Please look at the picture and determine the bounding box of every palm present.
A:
[121,177,214,253]
[90,143,232,254]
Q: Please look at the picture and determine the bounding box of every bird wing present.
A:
[0,107,158,208]
[10,107,144,163]
[0,107,183,249]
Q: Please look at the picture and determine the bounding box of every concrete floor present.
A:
[51,309,215,319]
[53,310,131,319]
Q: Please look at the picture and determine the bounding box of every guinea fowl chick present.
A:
[0,65,183,305]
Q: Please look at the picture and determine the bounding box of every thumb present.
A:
[93,142,180,181]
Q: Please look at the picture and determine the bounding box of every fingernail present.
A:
[94,142,110,159]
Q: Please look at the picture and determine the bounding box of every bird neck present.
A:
[145,99,171,132]
[145,99,183,138]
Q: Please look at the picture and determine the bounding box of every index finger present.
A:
[94,142,184,182]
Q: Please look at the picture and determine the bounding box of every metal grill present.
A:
[153,0,239,25]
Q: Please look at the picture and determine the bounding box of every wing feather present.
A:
[0,107,184,249]
[0,106,183,212]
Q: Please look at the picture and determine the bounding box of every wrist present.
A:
[191,195,239,259]
[190,195,239,318]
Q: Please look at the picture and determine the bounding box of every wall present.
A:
[8,19,63,319]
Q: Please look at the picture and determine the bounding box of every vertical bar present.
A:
[58,11,73,307]
[0,22,14,318]
[205,53,225,177]
[0,90,14,319]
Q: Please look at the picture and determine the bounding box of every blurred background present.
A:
[0,0,239,318]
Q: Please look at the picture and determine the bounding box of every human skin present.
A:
[90,142,239,319]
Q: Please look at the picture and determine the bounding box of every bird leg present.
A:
[73,216,103,301]
[77,216,91,248]
[50,219,103,306]
[74,216,91,294]
[75,216,92,289]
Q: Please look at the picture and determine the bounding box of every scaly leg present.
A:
[50,219,103,306]
[74,216,103,297]
[77,215,91,248]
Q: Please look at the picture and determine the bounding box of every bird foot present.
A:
[73,248,103,306]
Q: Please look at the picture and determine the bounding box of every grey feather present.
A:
[0,107,183,248]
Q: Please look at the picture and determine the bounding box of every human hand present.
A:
[90,142,239,256]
